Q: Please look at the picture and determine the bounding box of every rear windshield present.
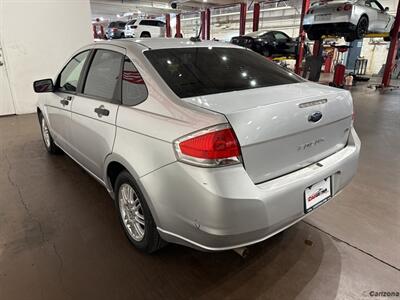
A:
[144,47,303,98]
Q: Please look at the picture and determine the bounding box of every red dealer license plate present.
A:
[304,177,332,213]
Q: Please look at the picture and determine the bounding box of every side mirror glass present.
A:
[33,79,54,93]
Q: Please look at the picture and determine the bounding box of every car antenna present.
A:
[190,26,202,42]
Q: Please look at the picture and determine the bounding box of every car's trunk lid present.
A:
[182,82,353,184]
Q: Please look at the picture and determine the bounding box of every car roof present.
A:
[93,38,242,51]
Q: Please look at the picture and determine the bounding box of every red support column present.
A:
[382,0,400,87]
[92,24,98,39]
[253,2,260,32]
[295,0,311,74]
[176,14,181,38]
[239,2,247,36]
[166,14,171,37]
[206,8,211,40]
[100,25,105,39]
[201,11,206,40]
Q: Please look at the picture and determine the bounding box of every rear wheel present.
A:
[307,31,321,41]
[115,171,164,253]
[355,15,369,40]
[39,113,62,154]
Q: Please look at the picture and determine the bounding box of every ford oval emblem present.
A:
[308,111,323,123]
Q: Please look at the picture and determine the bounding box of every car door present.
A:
[371,0,388,31]
[273,32,295,56]
[373,0,392,31]
[45,50,90,153]
[69,46,125,179]
[260,32,275,55]
[365,0,387,31]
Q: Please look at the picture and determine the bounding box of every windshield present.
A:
[144,47,303,98]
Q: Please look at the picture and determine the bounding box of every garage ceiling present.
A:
[91,0,244,20]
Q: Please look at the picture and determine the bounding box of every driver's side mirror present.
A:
[384,7,389,11]
[33,79,54,93]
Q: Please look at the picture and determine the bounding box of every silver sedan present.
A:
[34,39,360,253]
[303,0,395,41]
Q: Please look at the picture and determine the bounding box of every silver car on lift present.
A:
[303,0,395,41]
[33,39,360,253]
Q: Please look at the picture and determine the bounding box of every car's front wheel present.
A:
[39,113,62,154]
[115,171,164,253]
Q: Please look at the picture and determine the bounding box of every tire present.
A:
[115,171,164,253]
[307,31,321,41]
[120,33,125,39]
[38,113,62,154]
[140,32,151,38]
[355,15,369,40]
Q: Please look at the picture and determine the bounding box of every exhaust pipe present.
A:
[233,247,249,258]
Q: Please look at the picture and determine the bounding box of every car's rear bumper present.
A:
[140,128,360,251]
[304,22,356,35]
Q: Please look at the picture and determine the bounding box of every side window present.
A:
[122,57,148,106]
[261,32,274,42]
[274,32,289,41]
[83,50,123,102]
[58,51,89,93]
[371,0,384,10]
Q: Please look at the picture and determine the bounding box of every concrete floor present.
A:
[0,82,399,300]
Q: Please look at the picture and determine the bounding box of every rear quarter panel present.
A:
[105,44,227,183]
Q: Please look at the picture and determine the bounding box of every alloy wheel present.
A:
[118,183,145,241]
[41,117,51,149]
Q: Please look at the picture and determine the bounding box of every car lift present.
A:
[295,0,400,90]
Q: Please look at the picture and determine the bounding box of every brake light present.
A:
[344,3,352,10]
[112,28,117,32]
[174,124,242,167]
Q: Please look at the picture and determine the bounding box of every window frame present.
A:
[55,50,91,95]
[77,48,125,105]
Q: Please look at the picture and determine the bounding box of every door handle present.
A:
[94,105,110,117]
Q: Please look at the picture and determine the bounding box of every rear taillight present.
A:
[337,3,351,11]
[174,124,242,167]
[344,3,352,10]
[112,28,117,32]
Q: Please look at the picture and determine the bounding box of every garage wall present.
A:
[0,0,92,114]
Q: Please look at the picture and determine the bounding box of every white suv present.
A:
[125,19,166,38]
